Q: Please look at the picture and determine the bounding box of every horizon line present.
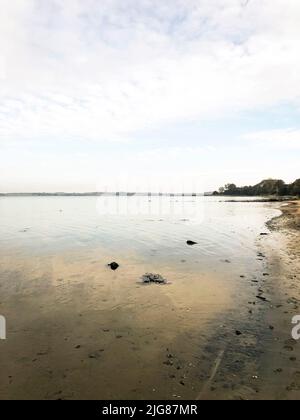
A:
[0,191,208,197]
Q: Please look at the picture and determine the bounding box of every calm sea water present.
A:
[0,196,282,399]
[0,196,280,263]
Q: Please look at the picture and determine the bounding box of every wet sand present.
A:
[199,200,300,400]
[0,249,235,400]
[260,201,300,399]
[0,201,299,400]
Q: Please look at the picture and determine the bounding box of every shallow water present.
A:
[0,196,281,399]
[0,196,278,258]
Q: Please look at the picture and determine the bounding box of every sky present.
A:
[0,0,299,193]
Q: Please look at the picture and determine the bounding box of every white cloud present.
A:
[243,128,300,150]
[0,0,300,144]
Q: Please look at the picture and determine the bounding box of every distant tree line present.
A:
[214,179,300,197]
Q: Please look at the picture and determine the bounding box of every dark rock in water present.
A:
[187,240,197,246]
[108,262,119,271]
[235,330,243,336]
[141,273,167,284]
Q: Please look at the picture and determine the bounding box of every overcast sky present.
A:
[0,0,299,193]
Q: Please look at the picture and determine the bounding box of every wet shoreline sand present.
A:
[260,200,300,399]
[197,200,300,400]
[0,249,236,400]
[0,200,299,400]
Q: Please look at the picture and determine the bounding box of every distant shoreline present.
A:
[0,193,298,201]
[0,192,204,197]
[0,192,297,203]
[221,197,297,203]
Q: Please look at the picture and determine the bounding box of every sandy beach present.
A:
[0,199,299,400]
[201,200,300,400]
[261,201,300,399]
[199,201,300,400]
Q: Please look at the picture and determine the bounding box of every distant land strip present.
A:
[0,192,205,197]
